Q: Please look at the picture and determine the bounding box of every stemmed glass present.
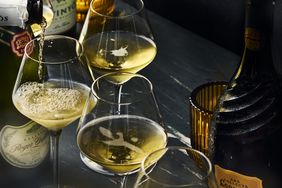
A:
[76,72,167,186]
[78,0,158,174]
[134,146,218,188]
[79,0,156,81]
[12,35,93,188]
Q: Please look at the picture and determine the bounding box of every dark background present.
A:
[143,0,245,55]
[143,0,282,77]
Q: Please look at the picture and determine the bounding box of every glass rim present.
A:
[90,0,144,19]
[189,81,228,115]
[91,72,153,105]
[24,35,83,65]
[140,146,213,187]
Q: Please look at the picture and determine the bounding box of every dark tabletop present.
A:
[0,11,239,188]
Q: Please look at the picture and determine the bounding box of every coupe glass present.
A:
[12,35,93,188]
[76,72,167,178]
[79,0,156,81]
[134,146,218,188]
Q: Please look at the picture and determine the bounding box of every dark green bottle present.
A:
[0,26,32,125]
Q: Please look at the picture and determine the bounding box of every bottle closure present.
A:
[27,0,43,25]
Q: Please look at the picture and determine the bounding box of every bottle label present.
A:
[11,30,32,57]
[245,27,261,51]
[0,121,49,168]
[45,0,76,34]
[0,0,28,28]
[215,165,263,188]
[0,26,32,57]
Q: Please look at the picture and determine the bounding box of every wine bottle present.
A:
[210,0,282,188]
[0,0,43,28]
[0,0,51,185]
[76,0,90,23]
[31,0,54,36]
[0,11,50,187]
[45,0,76,36]
[76,0,115,24]
[0,1,43,126]
[0,26,32,124]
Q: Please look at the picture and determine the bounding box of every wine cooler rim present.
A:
[189,81,228,115]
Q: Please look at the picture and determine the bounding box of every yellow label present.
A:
[215,165,263,188]
[245,27,261,50]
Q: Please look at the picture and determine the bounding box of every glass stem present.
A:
[115,84,122,114]
[119,176,127,188]
[50,130,62,188]
[114,85,128,188]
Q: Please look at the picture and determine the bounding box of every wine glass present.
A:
[76,72,167,179]
[134,146,218,188]
[79,0,156,81]
[12,35,93,188]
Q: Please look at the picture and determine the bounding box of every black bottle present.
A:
[210,0,282,187]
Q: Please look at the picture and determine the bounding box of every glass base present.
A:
[80,153,140,176]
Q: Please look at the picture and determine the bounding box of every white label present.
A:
[0,0,26,5]
[0,121,49,168]
[45,0,76,34]
[0,0,28,28]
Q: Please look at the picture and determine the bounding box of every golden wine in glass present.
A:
[79,0,157,82]
[76,72,167,176]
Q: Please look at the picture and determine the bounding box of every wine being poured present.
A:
[13,81,93,131]
[12,36,95,188]
[31,3,54,36]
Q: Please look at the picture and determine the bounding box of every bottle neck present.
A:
[233,0,277,82]
[27,0,43,25]
[244,0,273,51]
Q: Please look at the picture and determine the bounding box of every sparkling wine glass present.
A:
[134,146,218,188]
[12,35,93,188]
[79,0,156,81]
[76,72,167,180]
